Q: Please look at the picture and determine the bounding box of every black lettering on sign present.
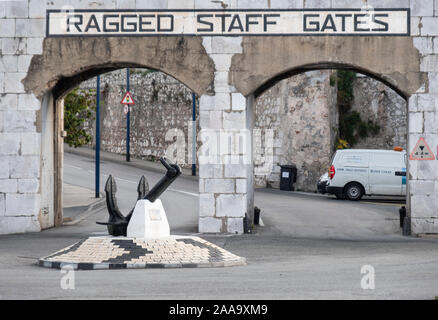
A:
[139,14,155,32]
[263,14,279,32]
[157,14,174,32]
[245,14,261,32]
[303,14,320,32]
[335,14,352,32]
[197,14,214,32]
[372,13,389,31]
[121,14,137,32]
[103,14,119,32]
[85,14,101,32]
[215,14,232,32]
[228,14,244,32]
[354,13,370,32]
[321,14,336,32]
[67,14,83,32]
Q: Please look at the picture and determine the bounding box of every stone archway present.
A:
[228,36,429,234]
[22,36,215,229]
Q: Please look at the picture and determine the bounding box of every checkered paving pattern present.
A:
[39,236,246,269]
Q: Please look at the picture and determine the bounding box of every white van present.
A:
[326,149,406,201]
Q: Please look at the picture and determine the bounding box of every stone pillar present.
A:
[409,25,438,234]
[198,36,252,234]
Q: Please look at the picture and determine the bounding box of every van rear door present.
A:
[369,152,403,195]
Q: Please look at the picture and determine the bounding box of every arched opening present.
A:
[250,65,409,239]
[26,36,214,232]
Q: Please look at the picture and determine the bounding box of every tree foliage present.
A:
[64,88,96,148]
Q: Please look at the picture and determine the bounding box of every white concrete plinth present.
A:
[127,199,170,239]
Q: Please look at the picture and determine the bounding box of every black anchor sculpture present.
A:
[97,157,181,236]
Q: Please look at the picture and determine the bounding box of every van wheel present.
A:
[345,183,364,201]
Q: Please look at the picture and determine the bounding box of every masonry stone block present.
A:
[224,164,248,178]
[199,194,215,217]
[4,73,26,93]
[211,37,242,54]
[413,37,434,55]
[0,216,40,235]
[409,180,435,196]
[367,0,409,8]
[21,133,41,155]
[421,55,438,72]
[304,0,331,8]
[116,0,136,9]
[168,0,194,9]
[18,94,40,111]
[18,179,39,193]
[417,94,437,112]
[223,111,246,130]
[9,156,40,179]
[237,0,268,8]
[0,179,17,193]
[199,164,223,179]
[428,72,438,93]
[0,133,21,155]
[136,0,168,9]
[199,110,222,129]
[0,194,4,217]
[26,38,43,55]
[0,157,9,179]
[411,217,438,234]
[0,56,18,72]
[0,73,4,94]
[199,93,230,111]
[5,193,40,216]
[15,18,45,38]
[210,54,232,72]
[408,112,423,133]
[6,0,28,18]
[410,17,421,36]
[235,179,247,193]
[227,217,243,233]
[199,217,222,233]
[421,17,438,36]
[18,55,33,73]
[411,0,434,17]
[216,194,246,218]
[0,19,15,37]
[3,110,35,132]
[270,0,303,8]
[0,94,17,111]
[1,38,26,55]
[204,178,235,193]
[423,112,438,133]
[195,0,237,9]
[231,93,246,111]
[29,0,46,18]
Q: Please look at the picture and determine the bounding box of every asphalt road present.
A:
[0,152,437,300]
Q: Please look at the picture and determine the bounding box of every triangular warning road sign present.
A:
[409,137,435,160]
[121,91,135,105]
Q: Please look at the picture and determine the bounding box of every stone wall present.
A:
[80,69,198,167]
[351,75,407,150]
[254,70,338,192]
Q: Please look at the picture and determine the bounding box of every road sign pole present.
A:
[191,92,196,176]
[95,75,101,198]
[126,68,130,162]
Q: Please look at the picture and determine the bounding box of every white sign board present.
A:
[47,9,410,37]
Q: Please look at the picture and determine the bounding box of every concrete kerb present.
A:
[63,195,106,226]
[64,145,198,181]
